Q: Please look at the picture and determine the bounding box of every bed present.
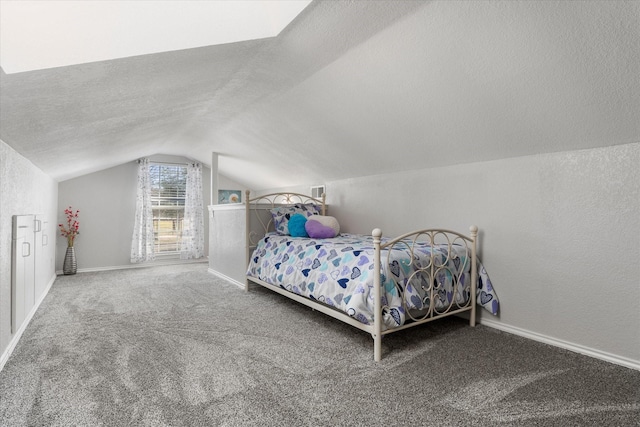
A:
[244,191,499,361]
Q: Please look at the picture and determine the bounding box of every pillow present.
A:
[287,213,308,237]
[270,204,321,235]
[305,215,340,239]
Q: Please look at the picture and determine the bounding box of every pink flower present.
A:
[59,207,80,246]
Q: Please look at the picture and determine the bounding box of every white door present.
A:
[12,215,35,333]
[34,215,51,299]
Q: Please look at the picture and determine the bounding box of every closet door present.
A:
[34,215,51,299]
[12,215,35,333]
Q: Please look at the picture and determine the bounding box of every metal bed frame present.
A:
[244,191,477,361]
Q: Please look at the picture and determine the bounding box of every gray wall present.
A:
[0,140,58,362]
[57,155,211,271]
[264,143,639,366]
[334,143,640,365]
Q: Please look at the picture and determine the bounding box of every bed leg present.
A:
[374,334,382,362]
[469,225,478,328]
[372,228,383,362]
[470,306,476,327]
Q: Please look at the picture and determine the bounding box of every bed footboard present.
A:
[372,226,478,361]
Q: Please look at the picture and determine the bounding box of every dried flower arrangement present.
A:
[59,206,80,247]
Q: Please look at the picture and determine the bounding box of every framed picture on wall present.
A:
[218,189,242,204]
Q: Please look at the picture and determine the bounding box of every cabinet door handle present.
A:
[42,234,48,246]
[22,242,31,257]
[34,219,42,232]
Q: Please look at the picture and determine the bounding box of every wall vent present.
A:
[310,185,325,198]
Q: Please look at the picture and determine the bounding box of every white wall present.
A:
[0,140,58,361]
[56,155,211,271]
[208,204,247,287]
[272,143,639,366]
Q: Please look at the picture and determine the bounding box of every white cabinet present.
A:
[11,215,36,333]
[34,215,52,297]
[11,214,54,333]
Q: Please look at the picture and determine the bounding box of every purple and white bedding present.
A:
[247,233,499,330]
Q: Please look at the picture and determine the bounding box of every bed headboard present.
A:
[244,190,326,268]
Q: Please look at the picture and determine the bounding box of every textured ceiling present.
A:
[1,0,639,189]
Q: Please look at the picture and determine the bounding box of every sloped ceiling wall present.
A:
[1,0,639,190]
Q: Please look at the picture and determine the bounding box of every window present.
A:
[149,163,187,254]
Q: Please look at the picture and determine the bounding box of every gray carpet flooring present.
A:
[1,264,638,426]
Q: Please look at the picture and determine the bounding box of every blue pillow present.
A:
[288,213,309,237]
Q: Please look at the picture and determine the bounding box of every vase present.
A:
[63,246,77,275]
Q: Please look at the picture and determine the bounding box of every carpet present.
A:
[1,264,638,426]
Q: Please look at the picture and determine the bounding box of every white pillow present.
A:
[305,215,340,238]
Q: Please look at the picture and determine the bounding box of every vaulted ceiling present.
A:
[1,0,639,190]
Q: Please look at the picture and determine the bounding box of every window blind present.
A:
[149,163,187,253]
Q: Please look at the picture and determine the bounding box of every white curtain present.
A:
[180,162,205,259]
[131,158,155,263]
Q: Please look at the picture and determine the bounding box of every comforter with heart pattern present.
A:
[247,233,499,329]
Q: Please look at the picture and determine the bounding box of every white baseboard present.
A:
[0,273,56,372]
[55,258,208,275]
[207,268,246,290]
[480,318,639,371]
[205,273,640,371]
